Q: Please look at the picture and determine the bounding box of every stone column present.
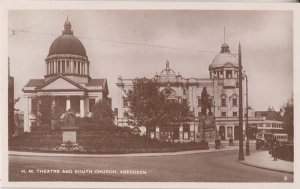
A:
[53,61,55,73]
[65,60,67,73]
[155,126,160,140]
[179,125,183,141]
[80,96,85,117]
[87,63,90,75]
[83,62,85,75]
[84,97,90,116]
[66,96,71,111]
[70,60,73,73]
[23,97,31,132]
[85,63,87,75]
[60,61,63,74]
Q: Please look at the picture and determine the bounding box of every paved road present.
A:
[9,150,293,182]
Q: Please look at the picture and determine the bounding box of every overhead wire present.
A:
[8,28,218,54]
[8,10,69,38]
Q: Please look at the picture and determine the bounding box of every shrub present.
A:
[92,100,114,128]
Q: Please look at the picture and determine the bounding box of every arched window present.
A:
[161,87,177,101]
[231,93,238,106]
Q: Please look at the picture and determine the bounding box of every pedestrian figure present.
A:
[229,138,233,146]
[217,138,221,149]
[269,137,275,157]
[215,138,218,150]
[273,140,279,161]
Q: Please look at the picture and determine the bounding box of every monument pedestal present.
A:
[61,126,79,144]
[197,115,217,143]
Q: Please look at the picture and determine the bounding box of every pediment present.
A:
[37,76,85,91]
[223,62,236,68]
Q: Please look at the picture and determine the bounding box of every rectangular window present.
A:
[89,98,96,111]
[66,61,70,73]
[123,97,128,107]
[31,98,38,115]
[51,62,53,73]
[124,111,129,118]
[221,112,226,117]
[198,112,202,118]
[73,61,76,73]
[78,62,80,74]
[227,127,233,138]
[233,111,237,117]
[226,70,232,78]
[232,98,237,106]
[198,98,201,107]
[62,61,65,73]
[221,99,226,107]
[58,61,61,73]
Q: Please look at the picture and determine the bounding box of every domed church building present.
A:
[22,18,110,132]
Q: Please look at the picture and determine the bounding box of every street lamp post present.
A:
[245,74,250,155]
[238,42,245,161]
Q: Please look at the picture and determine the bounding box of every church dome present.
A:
[209,43,238,69]
[48,18,87,57]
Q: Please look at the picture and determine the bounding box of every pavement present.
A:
[9,145,239,158]
[240,150,294,174]
[9,149,293,182]
[9,141,293,175]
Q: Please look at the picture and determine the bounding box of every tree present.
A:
[283,96,293,141]
[37,96,53,124]
[50,96,59,130]
[126,78,166,137]
[126,78,192,138]
[92,99,114,127]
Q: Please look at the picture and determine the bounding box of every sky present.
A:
[8,10,293,112]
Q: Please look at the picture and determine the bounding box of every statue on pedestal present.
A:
[197,87,216,144]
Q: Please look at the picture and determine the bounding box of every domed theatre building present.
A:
[116,42,272,141]
[22,19,109,132]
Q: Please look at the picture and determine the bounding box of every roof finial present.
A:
[166,60,169,69]
[224,26,226,44]
[62,17,73,35]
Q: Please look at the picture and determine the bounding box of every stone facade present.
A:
[22,19,109,132]
[115,43,287,142]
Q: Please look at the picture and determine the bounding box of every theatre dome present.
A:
[209,43,238,70]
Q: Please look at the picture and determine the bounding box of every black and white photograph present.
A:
[1,1,298,188]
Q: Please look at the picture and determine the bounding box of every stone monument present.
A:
[54,110,85,152]
[61,110,78,143]
[196,87,217,143]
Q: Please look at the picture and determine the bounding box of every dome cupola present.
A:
[45,18,90,84]
[210,43,238,70]
[209,43,239,81]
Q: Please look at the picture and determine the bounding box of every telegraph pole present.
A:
[245,74,250,155]
[238,42,244,161]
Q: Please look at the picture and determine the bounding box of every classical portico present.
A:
[22,18,109,132]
